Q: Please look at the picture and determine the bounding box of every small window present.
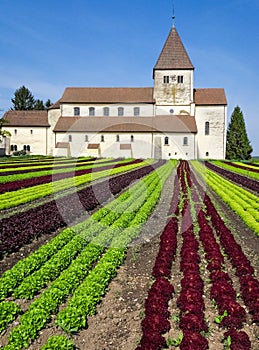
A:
[74,107,80,116]
[26,145,30,151]
[116,135,120,142]
[183,137,188,146]
[103,107,109,116]
[68,135,72,142]
[164,136,169,145]
[23,145,27,151]
[205,121,210,135]
[89,107,95,116]
[177,75,184,83]
[101,135,104,142]
[163,76,169,84]
[118,107,124,116]
[14,129,17,135]
[30,129,33,135]
[85,135,88,142]
[11,145,15,151]
[134,107,140,116]
[206,152,209,157]
[131,135,134,142]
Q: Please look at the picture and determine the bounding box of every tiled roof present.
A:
[194,88,227,105]
[48,100,61,110]
[153,27,194,72]
[53,115,197,133]
[3,110,49,127]
[60,87,155,104]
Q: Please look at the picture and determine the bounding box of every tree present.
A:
[11,86,35,110]
[0,118,11,138]
[34,99,45,110]
[226,106,253,160]
[45,99,52,109]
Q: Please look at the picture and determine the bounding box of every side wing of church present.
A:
[2,26,227,159]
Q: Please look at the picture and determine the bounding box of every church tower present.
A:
[153,27,194,111]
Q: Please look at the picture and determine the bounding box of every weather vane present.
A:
[172,0,175,27]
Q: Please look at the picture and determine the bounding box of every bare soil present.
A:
[0,171,258,350]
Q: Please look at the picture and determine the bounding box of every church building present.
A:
[2,26,227,159]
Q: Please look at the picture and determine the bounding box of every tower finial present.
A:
[172,0,175,27]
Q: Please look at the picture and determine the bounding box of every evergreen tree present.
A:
[226,106,253,160]
[45,99,52,109]
[11,86,35,110]
[34,99,45,110]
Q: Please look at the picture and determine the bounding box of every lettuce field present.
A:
[0,157,258,350]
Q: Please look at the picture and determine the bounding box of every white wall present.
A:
[6,126,48,155]
[195,105,227,159]
[61,103,155,117]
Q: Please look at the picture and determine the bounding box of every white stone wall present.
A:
[195,105,227,159]
[48,108,61,155]
[6,126,48,155]
[61,103,155,117]
[153,69,194,105]
[55,131,196,159]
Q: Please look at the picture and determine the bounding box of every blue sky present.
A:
[0,0,258,154]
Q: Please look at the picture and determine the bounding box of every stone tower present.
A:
[153,27,194,109]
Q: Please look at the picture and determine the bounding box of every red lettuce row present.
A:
[0,161,164,257]
[0,157,97,175]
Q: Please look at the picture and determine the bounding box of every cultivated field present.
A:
[0,157,258,350]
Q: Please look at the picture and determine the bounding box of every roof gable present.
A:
[153,27,194,73]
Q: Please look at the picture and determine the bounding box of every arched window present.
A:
[14,129,17,135]
[85,135,88,142]
[134,107,140,116]
[74,107,80,116]
[103,107,109,116]
[164,136,169,145]
[131,135,134,142]
[30,129,33,135]
[89,107,95,116]
[101,135,104,142]
[183,137,188,146]
[68,135,72,142]
[118,107,124,116]
[26,145,30,151]
[116,135,120,142]
[23,145,27,150]
[205,121,210,135]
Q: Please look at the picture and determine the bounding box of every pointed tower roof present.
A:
[153,27,194,75]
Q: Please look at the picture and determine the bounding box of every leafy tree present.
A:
[34,99,45,110]
[226,106,253,160]
[11,86,35,110]
[0,118,11,138]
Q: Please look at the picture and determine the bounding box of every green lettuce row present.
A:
[193,162,259,236]
[12,172,159,300]
[40,336,75,350]
[55,162,172,333]
[0,158,125,183]
[0,228,76,301]
[0,301,22,333]
[212,160,259,181]
[0,160,149,210]
[2,163,160,302]
[2,161,175,349]
[12,235,88,300]
[0,156,96,174]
